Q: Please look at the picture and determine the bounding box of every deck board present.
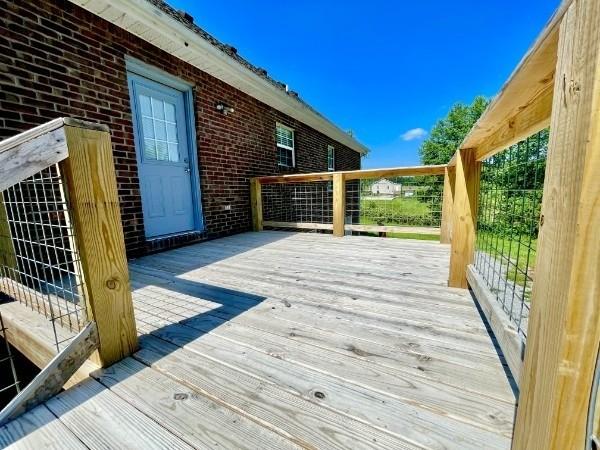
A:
[9,231,516,449]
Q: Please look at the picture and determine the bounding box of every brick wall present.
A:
[0,0,361,257]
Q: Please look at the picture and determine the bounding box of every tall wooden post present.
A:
[448,149,480,288]
[440,166,455,244]
[512,0,600,448]
[60,121,137,367]
[250,178,263,232]
[332,173,345,237]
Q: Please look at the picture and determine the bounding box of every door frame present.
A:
[125,57,204,237]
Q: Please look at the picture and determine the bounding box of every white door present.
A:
[129,73,197,238]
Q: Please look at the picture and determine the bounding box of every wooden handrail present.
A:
[251,164,448,239]
[0,118,109,192]
[255,164,447,184]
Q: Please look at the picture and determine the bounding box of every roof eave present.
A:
[68,0,369,155]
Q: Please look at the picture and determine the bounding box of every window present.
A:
[276,123,295,167]
[139,94,180,162]
[327,145,335,171]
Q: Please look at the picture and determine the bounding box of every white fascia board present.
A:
[69,0,368,155]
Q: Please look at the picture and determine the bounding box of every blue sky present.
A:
[168,0,560,168]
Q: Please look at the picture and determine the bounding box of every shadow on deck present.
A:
[2,231,517,449]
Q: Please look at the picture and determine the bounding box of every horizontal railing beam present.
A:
[0,118,110,192]
[256,164,446,184]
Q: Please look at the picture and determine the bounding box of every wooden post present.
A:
[332,173,345,237]
[0,196,18,292]
[250,178,263,232]
[513,1,600,448]
[440,166,455,244]
[60,122,137,367]
[447,149,480,288]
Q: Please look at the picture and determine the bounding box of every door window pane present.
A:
[138,93,180,162]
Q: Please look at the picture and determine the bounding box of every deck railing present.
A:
[0,118,137,422]
[251,165,448,240]
[443,0,600,447]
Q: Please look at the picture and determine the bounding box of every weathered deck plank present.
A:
[8,231,515,449]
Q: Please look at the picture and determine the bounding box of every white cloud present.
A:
[400,128,428,141]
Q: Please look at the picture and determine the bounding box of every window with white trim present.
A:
[276,123,295,167]
[327,145,335,171]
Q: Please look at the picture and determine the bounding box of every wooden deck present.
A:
[2,231,516,449]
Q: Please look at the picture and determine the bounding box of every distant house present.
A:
[371,179,402,195]
[0,0,368,257]
[370,180,424,197]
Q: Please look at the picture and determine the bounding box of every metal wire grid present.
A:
[0,164,89,350]
[345,176,443,228]
[0,312,20,397]
[261,182,333,225]
[474,129,548,340]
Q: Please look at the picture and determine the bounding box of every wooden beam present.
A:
[61,125,137,367]
[250,178,263,232]
[440,167,455,244]
[263,221,333,231]
[448,149,480,288]
[467,265,524,382]
[0,127,68,192]
[0,322,98,426]
[474,85,554,161]
[342,164,446,181]
[257,173,334,185]
[344,224,440,235]
[257,164,447,185]
[460,0,574,155]
[0,301,98,388]
[0,198,18,292]
[512,0,600,448]
[332,173,345,237]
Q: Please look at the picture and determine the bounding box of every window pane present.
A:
[278,147,293,167]
[166,123,178,143]
[155,120,167,140]
[164,102,176,122]
[139,95,151,115]
[155,141,168,161]
[152,98,165,120]
[141,117,155,139]
[276,125,294,148]
[143,139,156,160]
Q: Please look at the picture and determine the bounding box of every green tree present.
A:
[419,96,489,165]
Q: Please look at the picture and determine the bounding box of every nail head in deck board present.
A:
[60,125,137,366]
[512,0,600,447]
[45,378,193,449]
[92,357,301,449]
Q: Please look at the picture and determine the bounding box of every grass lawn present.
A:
[360,197,432,219]
[476,231,538,288]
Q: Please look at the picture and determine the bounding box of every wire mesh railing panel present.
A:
[474,129,548,340]
[345,176,443,229]
[0,164,89,349]
[262,182,333,226]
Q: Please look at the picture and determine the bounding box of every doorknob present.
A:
[184,167,191,173]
